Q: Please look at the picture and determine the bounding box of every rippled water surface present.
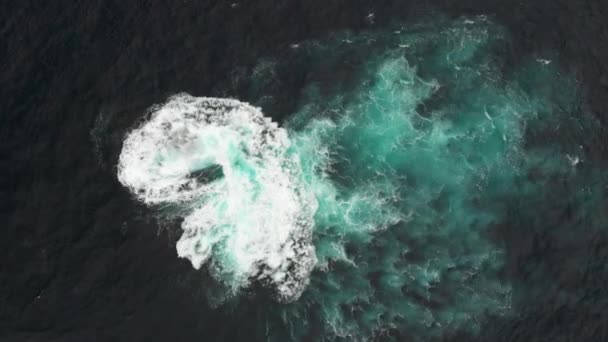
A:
[4,2,608,341]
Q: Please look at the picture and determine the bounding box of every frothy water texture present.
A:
[117,97,317,302]
[118,15,604,341]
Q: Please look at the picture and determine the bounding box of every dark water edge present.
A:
[2,1,608,341]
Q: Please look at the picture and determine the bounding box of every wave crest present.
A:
[117,94,317,302]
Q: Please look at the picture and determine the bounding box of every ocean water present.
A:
[116,16,607,341]
[4,2,608,342]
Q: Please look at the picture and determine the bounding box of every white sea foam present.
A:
[117,94,317,302]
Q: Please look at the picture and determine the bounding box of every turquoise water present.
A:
[118,15,605,341]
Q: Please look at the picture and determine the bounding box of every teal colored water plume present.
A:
[118,15,605,341]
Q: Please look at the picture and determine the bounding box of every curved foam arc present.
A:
[117,95,317,302]
[116,15,602,341]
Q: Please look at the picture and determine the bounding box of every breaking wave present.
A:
[118,96,317,302]
[117,15,603,341]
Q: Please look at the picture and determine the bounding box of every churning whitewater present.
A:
[116,15,602,341]
[117,95,317,302]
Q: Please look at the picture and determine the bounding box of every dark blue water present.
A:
[3,1,608,341]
